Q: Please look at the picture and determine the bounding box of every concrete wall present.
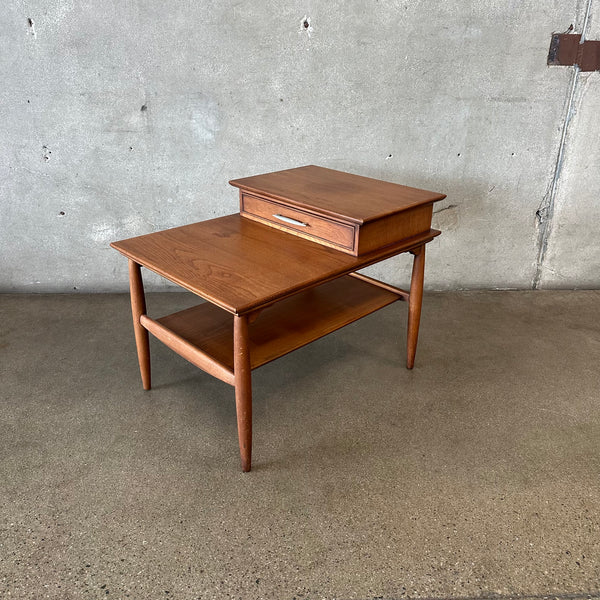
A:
[1,0,597,292]
[541,10,600,289]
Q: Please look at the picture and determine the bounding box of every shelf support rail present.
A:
[140,315,235,386]
[348,272,409,301]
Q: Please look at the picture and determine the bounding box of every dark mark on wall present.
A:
[300,16,312,36]
[140,104,147,112]
[433,204,458,215]
[536,207,547,224]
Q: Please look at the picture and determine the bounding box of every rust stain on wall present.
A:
[548,33,600,72]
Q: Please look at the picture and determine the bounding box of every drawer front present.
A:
[241,193,356,251]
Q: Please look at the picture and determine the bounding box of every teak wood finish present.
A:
[233,315,252,472]
[241,192,356,253]
[232,165,445,256]
[407,245,426,370]
[128,260,151,391]
[230,165,445,223]
[149,276,400,372]
[112,166,445,471]
[112,215,439,315]
[140,315,235,385]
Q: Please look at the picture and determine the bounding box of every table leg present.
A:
[233,314,252,472]
[407,244,426,370]
[128,260,151,390]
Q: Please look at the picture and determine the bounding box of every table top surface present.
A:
[112,214,440,315]
[229,165,446,224]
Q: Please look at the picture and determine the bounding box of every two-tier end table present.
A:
[111,165,445,471]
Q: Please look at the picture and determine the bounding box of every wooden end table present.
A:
[111,166,444,471]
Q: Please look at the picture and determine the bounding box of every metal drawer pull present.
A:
[273,214,309,227]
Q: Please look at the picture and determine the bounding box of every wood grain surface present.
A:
[154,275,400,371]
[233,314,252,472]
[111,214,440,315]
[230,165,446,224]
[140,315,235,385]
[241,192,356,252]
[128,260,151,390]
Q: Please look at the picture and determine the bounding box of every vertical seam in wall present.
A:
[532,0,593,289]
[532,68,579,289]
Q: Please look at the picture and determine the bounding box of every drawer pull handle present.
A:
[273,214,309,227]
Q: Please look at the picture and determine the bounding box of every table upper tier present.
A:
[229,165,446,224]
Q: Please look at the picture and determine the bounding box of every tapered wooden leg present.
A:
[407,244,426,370]
[233,314,252,472]
[128,260,151,390]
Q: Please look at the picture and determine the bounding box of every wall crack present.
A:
[533,0,592,289]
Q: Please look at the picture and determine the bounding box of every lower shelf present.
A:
[151,274,400,373]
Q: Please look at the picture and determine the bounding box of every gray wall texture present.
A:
[1,1,598,292]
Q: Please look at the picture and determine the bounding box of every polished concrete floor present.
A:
[1,291,599,600]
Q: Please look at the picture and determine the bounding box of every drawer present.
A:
[241,193,356,252]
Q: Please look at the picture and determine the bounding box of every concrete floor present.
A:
[1,291,600,600]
